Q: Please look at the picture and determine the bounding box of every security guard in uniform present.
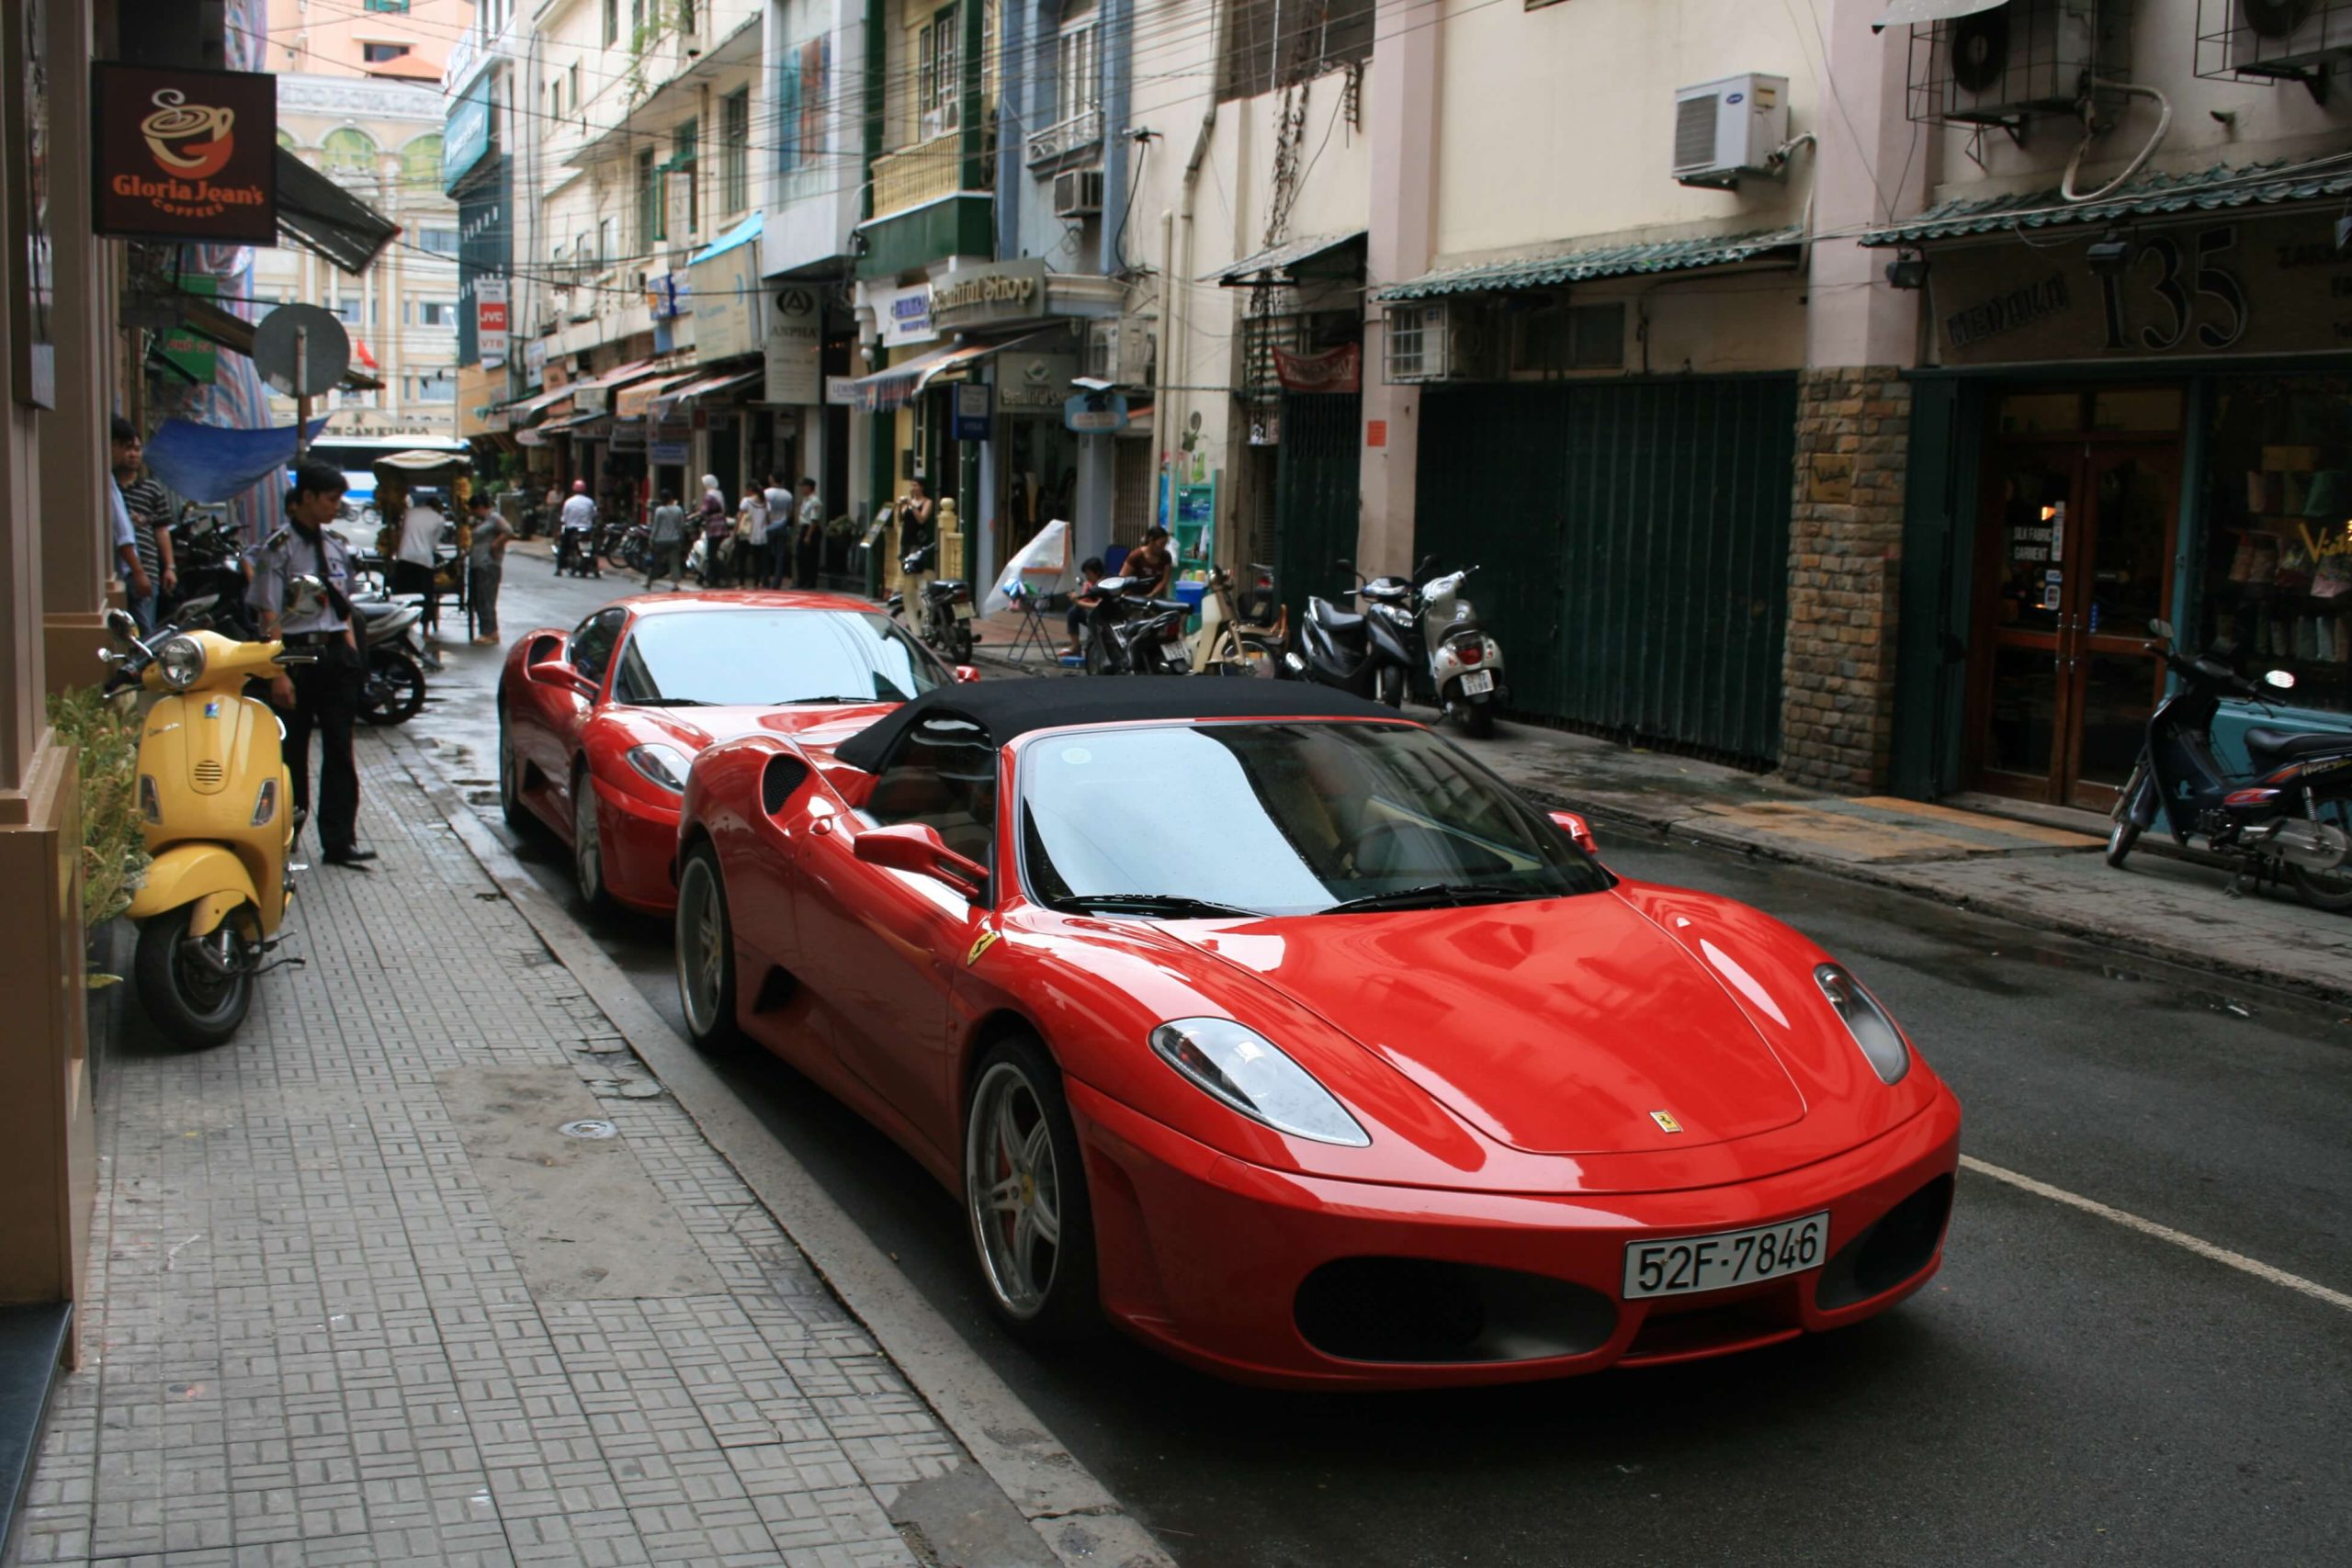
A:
[249,462,377,866]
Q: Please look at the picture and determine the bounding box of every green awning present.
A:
[1376,227,1804,300]
[1859,159,2352,246]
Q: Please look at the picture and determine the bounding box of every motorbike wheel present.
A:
[951,620,976,663]
[134,905,254,1048]
[2287,799,2352,911]
[1082,636,1111,677]
[2107,761,2146,868]
[1459,699,1497,740]
[674,842,741,1051]
[357,649,427,726]
[1376,666,1405,708]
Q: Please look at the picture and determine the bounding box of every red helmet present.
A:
[571,479,588,493]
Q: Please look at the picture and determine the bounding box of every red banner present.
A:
[1273,343,1362,395]
[92,63,277,245]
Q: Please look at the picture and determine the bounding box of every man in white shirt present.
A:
[558,479,600,578]
[395,489,447,649]
[762,471,795,590]
[794,477,824,590]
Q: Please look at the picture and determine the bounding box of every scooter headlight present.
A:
[1815,964,1911,1085]
[154,635,207,692]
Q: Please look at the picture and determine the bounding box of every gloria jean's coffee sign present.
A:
[93,62,276,244]
[1931,211,2352,367]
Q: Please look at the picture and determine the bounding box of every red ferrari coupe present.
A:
[672,680,1962,1389]
[496,590,965,915]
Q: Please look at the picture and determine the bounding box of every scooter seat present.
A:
[2243,726,2352,764]
[1309,598,1363,635]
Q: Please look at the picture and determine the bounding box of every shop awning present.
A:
[660,368,762,406]
[836,332,1058,412]
[500,383,577,423]
[164,291,384,391]
[1201,231,1366,287]
[689,212,762,266]
[614,371,702,420]
[1376,227,1806,300]
[1858,159,2352,246]
[573,357,658,392]
[274,151,400,276]
[541,412,608,435]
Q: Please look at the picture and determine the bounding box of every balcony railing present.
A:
[1025,107,1103,170]
[871,133,965,220]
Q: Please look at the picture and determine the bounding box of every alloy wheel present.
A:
[965,1062,1063,1320]
[572,771,608,909]
[675,851,733,1043]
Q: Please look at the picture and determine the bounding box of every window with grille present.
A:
[637,148,659,248]
[1219,0,1375,102]
[1058,6,1102,125]
[920,6,960,140]
[672,119,699,237]
[1382,305,1430,382]
[721,91,750,214]
[419,228,459,256]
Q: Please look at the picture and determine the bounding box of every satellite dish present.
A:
[253,304,352,398]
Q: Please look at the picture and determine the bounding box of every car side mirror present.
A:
[1548,809,1598,853]
[528,658,597,697]
[854,822,989,900]
[953,664,981,683]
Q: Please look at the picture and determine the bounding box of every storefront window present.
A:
[2199,377,2352,714]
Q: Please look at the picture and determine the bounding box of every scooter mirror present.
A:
[288,574,329,620]
[105,608,140,640]
[2149,618,2174,638]
[2265,669,2298,691]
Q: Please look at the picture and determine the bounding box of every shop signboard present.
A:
[159,276,219,385]
[874,281,936,348]
[764,285,823,403]
[93,62,277,244]
[443,73,494,193]
[651,414,691,464]
[954,381,991,441]
[825,374,858,405]
[929,258,1048,333]
[1064,390,1127,433]
[611,418,647,453]
[1932,211,2352,367]
[475,276,508,367]
[691,231,768,359]
[997,350,1078,411]
[1272,343,1361,394]
[1173,477,1217,570]
[524,336,548,387]
[646,271,689,321]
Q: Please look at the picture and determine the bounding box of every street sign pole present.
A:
[294,325,311,464]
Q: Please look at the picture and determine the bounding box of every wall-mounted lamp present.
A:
[2085,230,2132,276]
[1884,249,1928,290]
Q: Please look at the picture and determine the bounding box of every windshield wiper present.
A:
[633,696,710,707]
[1056,893,1270,919]
[1319,883,1554,914]
[780,694,881,705]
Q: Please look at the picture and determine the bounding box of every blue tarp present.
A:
[145,417,331,504]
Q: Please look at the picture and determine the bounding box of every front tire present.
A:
[571,765,615,916]
[951,619,976,662]
[358,649,427,725]
[1375,664,1405,708]
[2287,798,2352,911]
[134,905,253,1047]
[674,843,741,1049]
[2107,761,2147,868]
[497,707,532,833]
[964,1035,1099,1342]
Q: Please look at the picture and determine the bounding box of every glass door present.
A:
[1969,437,2179,807]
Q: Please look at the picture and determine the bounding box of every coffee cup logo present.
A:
[141,90,235,181]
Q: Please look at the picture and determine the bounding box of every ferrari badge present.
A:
[967,926,1002,967]
[1649,1110,1684,1134]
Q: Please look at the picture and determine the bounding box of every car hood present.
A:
[620,701,900,753]
[1170,890,1809,1156]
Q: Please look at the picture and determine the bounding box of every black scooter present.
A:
[887,542,978,663]
[2109,618,2352,909]
[1078,576,1191,675]
[1282,558,1419,704]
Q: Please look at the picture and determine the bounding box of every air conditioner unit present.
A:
[1672,73,1789,188]
[1083,317,1155,385]
[1054,167,1104,219]
[921,107,950,141]
[1941,0,2098,124]
[1382,301,1495,384]
[2226,0,2352,77]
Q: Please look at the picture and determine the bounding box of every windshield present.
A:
[1018,721,1611,917]
[611,609,948,706]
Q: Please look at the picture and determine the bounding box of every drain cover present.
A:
[559,1119,617,1140]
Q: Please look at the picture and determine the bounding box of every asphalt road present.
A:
[391,552,2352,1568]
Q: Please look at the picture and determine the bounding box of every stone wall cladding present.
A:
[1781,367,1909,793]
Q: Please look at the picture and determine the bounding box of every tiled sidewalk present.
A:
[15,743,965,1567]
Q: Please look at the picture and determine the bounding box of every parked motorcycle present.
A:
[2109,618,2352,909]
[353,595,430,726]
[615,519,653,576]
[105,582,323,1046]
[1283,558,1419,704]
[1190,563,1284,678]
[890,542,978,662]
[1078,576,1193,675]
[1416,563,1509,739]
[164,507,261,642]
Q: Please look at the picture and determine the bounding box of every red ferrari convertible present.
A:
[672,680,1962,1389]
[496,590,965,915]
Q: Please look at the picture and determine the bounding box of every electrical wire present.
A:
[2061,81,2175,204]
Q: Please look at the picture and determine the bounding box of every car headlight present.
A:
[1148,1018,1370,1146]
[1815,964,1910,1085]
[624,743,693,794]
[154,635,207,691]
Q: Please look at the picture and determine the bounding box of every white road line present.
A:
[1961,1155,2352,1314]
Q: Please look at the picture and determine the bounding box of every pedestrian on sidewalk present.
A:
[738,484,770,588]
[698,475,731,586]
[250,462,375,866]
[466,491,510,644]
[394,489,447,639]
[794,477,823,590]
[110,417,174,633]
[648,490,687,589]
[1066,556,1105,656]
[762,471,795,589]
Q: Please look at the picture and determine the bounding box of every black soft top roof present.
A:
[831,677,1404,773]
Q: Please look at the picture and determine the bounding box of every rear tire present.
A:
[134,905,253,1047]
[2287,798,2352,911]
[964,1035,1099,1343]
[674,843,741,1050]
[1375,665,1405,708]
[1460,699,1497,739]
[357,649,426,725]
[1082,635,1110,677]
[951,620,976,662]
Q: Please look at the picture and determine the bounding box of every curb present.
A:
[380,728,1175,1568]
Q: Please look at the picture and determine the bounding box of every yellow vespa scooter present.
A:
[104,579,323,1045]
